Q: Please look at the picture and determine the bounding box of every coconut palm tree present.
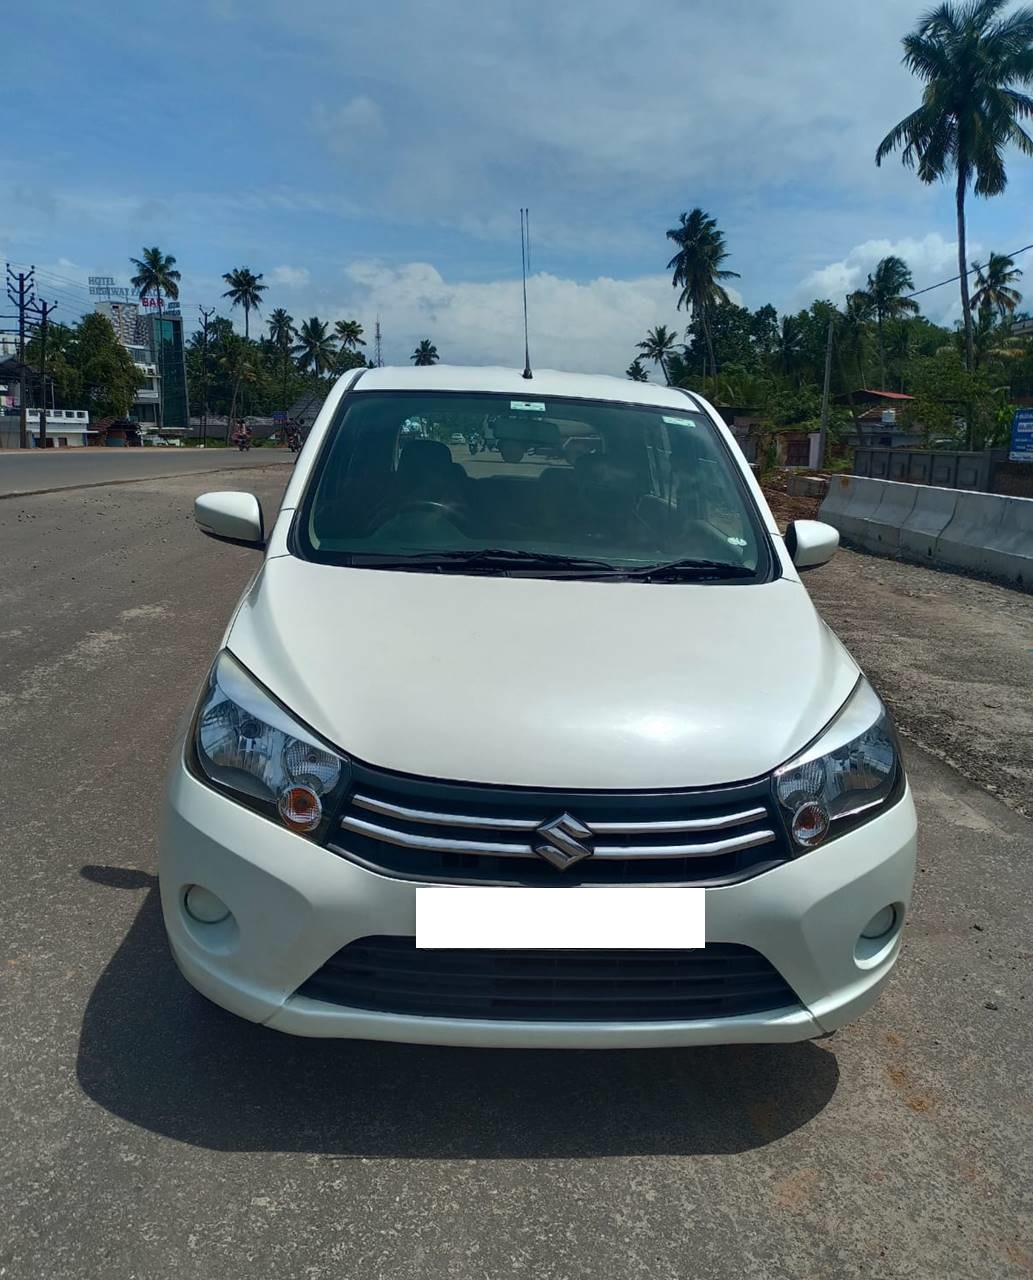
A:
[885,319,914,392]
[665,207,740,376]
[129,246,181,430]
[411,339,439,365]
[866,256,919,387]
[292,317,337,376]
[268,309,295,410]
[334,319,366,349]
[219,334,259,439]
[221,267,267,338]
[972,251,1023,319]
[876,0,1033,376]
[636,325,679,384]
[777,314,806,384]
[625,357,649,381]
[839,291,876,392]
[268,308,294,348]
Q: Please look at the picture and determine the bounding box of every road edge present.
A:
[0,458,292,501]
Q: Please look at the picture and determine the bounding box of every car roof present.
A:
[348,364,701,411]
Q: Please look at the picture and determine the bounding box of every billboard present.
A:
[89,275,131,300]
[1009,407,1033,463]
[139,295,181,315]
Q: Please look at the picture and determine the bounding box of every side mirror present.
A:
[194,491,265,547]
[786,519,838,571]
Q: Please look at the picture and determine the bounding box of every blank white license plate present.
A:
[415,887,705,949]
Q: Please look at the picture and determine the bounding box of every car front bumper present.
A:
[158,754,918,1047]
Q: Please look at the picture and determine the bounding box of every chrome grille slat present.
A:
[585,807,767,834]
[339,813,776,859]
[339,814,536,856]
[594,831,776,858]
[351,793,539,830]
[330,763,790,886]
[350,792,767,835]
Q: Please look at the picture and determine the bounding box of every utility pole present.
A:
[817,312,835,471]
[198,305,214,447]
[27,297,58,449]
[5,266,36,448]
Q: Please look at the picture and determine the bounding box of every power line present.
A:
[6,262,93,303]
[903,241,1033,301]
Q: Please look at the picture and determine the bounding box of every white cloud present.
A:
[296,0,930,242]
[329,261,685,376]
[793,232,984,322]
[270,264,310,288]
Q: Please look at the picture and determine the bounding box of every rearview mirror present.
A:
[194,491,265,547]
[786,519,838,571]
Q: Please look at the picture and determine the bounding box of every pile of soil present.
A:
[760,485,823,528]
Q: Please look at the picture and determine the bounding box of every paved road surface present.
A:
[0,447,292,498]
[1,468,1031,1279]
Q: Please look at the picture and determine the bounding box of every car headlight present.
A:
[774,679,901,850]
[193,651,350,836]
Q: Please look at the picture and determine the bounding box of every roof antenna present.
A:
[520,207,533,379]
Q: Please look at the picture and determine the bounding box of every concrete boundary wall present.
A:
[818,475,1033,590]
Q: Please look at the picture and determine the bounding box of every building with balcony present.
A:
[94,301,189,429]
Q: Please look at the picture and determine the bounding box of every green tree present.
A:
[72,313,145,417]
[839,291,876,391]
[221,266,267,339]
[625,357,649,381]
[268,308,295,411]
[971,251,1023,319]
[776,315,807,384]
[665,207,740,376]
[334,319,365,349]
[876,0,1033,376]
[293,317,337,376]
[866,256,919,387]
[129,246,181,428]
[24,322,80,409]
[219,333,260,437]
[905,347,1011,447]
[636,324,678,384]
[411,338,439,366]
[267,307,294,348]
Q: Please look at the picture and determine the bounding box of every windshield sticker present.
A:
[510,401,546,412]
[662,415,695,426]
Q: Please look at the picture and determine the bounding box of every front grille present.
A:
[327,762,790,885]
[296,936,800,1022]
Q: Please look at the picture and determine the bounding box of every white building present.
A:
[0,407,93,448]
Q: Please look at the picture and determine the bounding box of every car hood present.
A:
[226,557,858,790]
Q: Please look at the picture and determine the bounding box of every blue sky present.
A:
[6,0,1033,373]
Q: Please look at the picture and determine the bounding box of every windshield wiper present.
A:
[621,557,757,582]
[346,548,620,574]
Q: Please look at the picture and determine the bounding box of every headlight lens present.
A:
[194,651,350,835]
[775,679,900,850]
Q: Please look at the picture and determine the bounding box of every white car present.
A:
[160,365,917,1047]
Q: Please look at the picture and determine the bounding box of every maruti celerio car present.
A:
[159,365,917,1047]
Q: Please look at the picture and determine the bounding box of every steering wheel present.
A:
[368,499,469,534]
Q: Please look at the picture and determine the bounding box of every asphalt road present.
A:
[0,446,292,498]
[1,467,1031,1280]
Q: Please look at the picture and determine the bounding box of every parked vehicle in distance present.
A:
[162,364,917,1047]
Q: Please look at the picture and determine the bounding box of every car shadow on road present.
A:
[76,872,839,1159]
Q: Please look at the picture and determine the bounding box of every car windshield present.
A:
[297,391,770,581]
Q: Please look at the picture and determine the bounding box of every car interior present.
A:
[307,397,758,564]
